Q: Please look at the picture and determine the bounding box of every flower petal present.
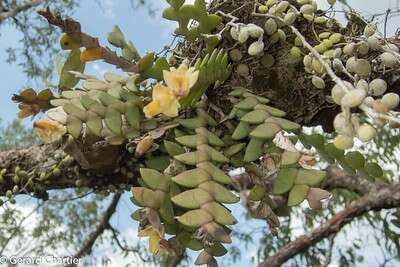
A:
[33,119,66,143]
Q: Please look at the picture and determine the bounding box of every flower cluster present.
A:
[143,63,199,118]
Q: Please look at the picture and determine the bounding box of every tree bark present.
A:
[260,183,400,267]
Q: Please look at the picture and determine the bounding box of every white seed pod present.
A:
[357,41,369,56]
[303,54,313,68]
[238,27,250,43]
[297,0,311,4]
[276,1,289,12]
[258,5,269,13]
[357,124,377,142]
[327,0,336,5]
[312,75,325,89]
[230,26,239,40]
[341,89,367,108]
[266,0,279,6]
[353,59,371,77]
[300,4,314,15]
[382,93,400,110]
[310,0,318,11]
[248,41,265,56]
[333,58,345,72]
[343,43,356,56]
[334,135,354,150]
[356,79,369,93]
[264,18,278,35]
[369,79,387,96]
[382,43,399,53]
[367,36,381,51]
[363,24,377,37]
[284,12,297,25]
[247,24,264,38]
[380,52,398,68]
[331,84,346,105]
[312,58,325,74]
[363,96,375,107]
[345,57,357,73]
[334,113,354,136]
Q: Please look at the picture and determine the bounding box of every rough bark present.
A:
[260,183,400,267]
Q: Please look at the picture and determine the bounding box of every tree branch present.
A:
[0,145,138,198]
[0,0,45,23]
[71,193,121,261]
[260,183,400,267]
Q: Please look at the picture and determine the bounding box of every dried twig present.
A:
[37,7,139,73]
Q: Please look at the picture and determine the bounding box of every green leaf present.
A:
[345,151,366,170]
[59,49,85,89]
[288,185,309,206]
[273,168,297,194]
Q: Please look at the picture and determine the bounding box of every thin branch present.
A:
[260,183,400,267]
[0,0,45,23]
[71,193,121,261]
[37,7,139,73]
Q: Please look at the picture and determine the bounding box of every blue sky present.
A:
[1,0,400,266]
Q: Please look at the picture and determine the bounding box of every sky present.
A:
[0,0,400,266]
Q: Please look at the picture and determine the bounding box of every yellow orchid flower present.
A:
[138,225,164,255]
[143,84,180,118]
[163,63,199,98]
[33,119,67,144]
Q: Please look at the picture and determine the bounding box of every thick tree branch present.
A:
[260,183,400,267]
[0,145,138,198]
[0,0,45,23]
[71,193,121,261]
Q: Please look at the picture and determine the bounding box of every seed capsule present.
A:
[357,41,369,56]
[258,5,269,13]
[334,113,354,136]
[345,57,357,73]
[343,43,356,56]
[353,59,371,77]
[264,18,278,35]
[327,0,336,5]
[334,135,354,150]
[357,124,376,142]
[364,24,377,37]
[277,1,290,12]
[300,4,314,15]
[367,36,381,51]
[247,24,264,38]
[369,79,387,96]
[290,46,302,60]
[238,27,250,43]
[230,26,239,40]
[248,41,265,56]
[284,12,297,25]
[383,43,399,53]
[382,93,400,110]
[356,79,369,93]
[341,89,366,108]
[312,75,325,89]
[380,52,398,68]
